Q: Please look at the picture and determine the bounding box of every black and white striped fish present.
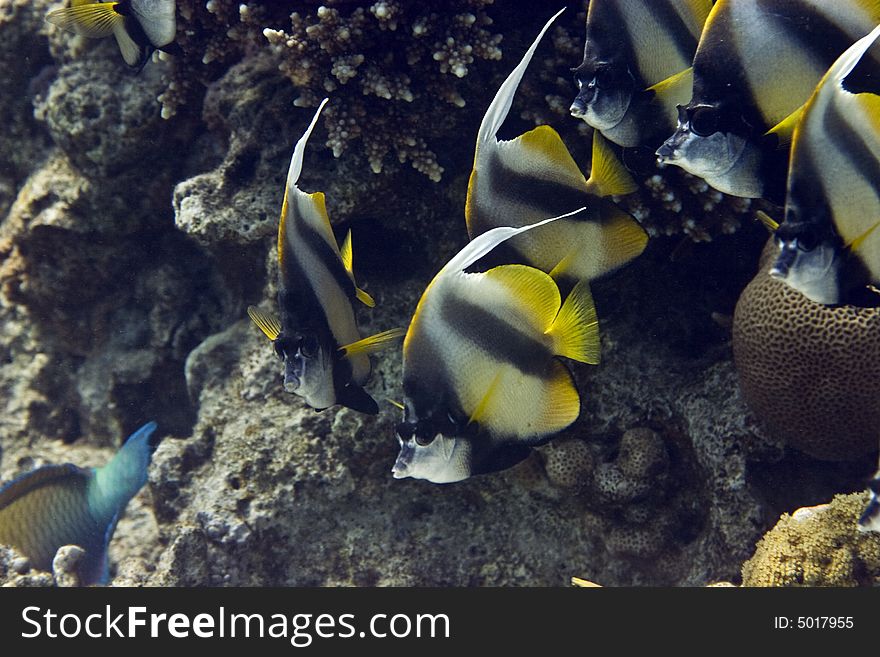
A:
[770,25,880,305]
[466,9,646,291]
[859,467,880,533]
[248,99,403,415]
[656,0,880,202]
[393,211,598,484]
[571,0,712,148]
[46,0,178,70]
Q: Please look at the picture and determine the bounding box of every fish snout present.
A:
[656,132,685,163]
[769,242,797,279]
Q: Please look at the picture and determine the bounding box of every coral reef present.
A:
[733,239,880,460]
[742,493,880,586]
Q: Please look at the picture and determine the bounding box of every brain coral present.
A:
[732,239,880,460]
[741,493,880,586]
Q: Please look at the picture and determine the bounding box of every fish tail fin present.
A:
[546,280,600,364]
[475,8,564,149]
[585,132,637,197]
[45,2,122,38]
[536,360,581,434]
[90,422,156,524]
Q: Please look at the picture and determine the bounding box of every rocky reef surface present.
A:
[1,0,877,587]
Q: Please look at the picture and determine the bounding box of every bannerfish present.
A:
[859,467,880,533]
[770,25,880,305]
[656,0,880,202]
[466,8,647,290]
[393,210,599,484]
[248,98,404,415]
[46,0,178,70]
[570,0,713,148]
[0,422,156,585]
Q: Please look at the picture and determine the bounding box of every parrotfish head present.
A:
[571,59,635,136]
[656,104,764,198]
[770,228,842,305]
[275,331,336,410]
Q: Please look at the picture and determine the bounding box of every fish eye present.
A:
[689,106,720,137]
[298,335,318,359]
[415,433,436,447]
[796,231,818,252]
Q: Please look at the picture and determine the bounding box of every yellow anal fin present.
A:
[647,67,694,109]
[46,2,122,38]
[468,371,503,426]
[339,229,375,307]
[339,327,405,359]
[597,203,648,272]
[766,104,805,149]
[546,280,600,365]
[483,264,561,328]
[571,576,602,587]
[247,306,281,341]
[535,360,581,434]
[585,131,637,198]
[755,210,779,232]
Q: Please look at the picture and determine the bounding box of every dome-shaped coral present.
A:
[733,239,880,460]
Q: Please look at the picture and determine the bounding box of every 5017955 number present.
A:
[774,617,854,629]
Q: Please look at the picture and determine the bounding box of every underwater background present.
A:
[0,0,878,586]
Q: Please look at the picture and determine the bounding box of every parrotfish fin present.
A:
[766,105,804,149]
[386,399,405,411]
[442,207,588,276]
[546,280,600,365]
[336,383,379,415]
[89,421,156,525]
[646,67,694,110]
[585,132,637,197]
[475,8,564,151]
[483,264,561,328]
[755,210,780,233]
[0,464,86,510]
[535,360,581,434]
[468,372,503,426]
[45,2,122,38]
[338,328,406,359]
[247,306,282,342]
[340,229,376,307]
[130,0,176,47]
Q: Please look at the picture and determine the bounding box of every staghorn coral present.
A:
[733,239,880,460]
[741,493,880,586]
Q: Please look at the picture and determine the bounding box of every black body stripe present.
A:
[592,0,643,87]
[292,215,358,302]
[440,295,553,378]
[648,0,701,65]
[822,100,880,203]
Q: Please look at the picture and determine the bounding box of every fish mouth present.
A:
[655,131,684,163]
[391,440,414,479]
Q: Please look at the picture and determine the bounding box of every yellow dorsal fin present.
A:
[338,327,405,359]
[848,219,880,252]
[571,577,602,587]
[647,67,694,108]
[468,372,503,426]
[755,210,780,232]
[546,280,600,364]
[482,264,561,328]
[766,104,805,149]
[386,399,405,411]
[247,306,281,341]
[585,132,637,197]
[46,2,123,38]
[338,228,375,307]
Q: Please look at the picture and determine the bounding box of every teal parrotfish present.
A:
[570,0,713,149]
[0,421,156,585]
[393,210,599,484]
[466,8,647,291]
[656,0,880,202]
[46,0,179,70]
[248,98,404,415]
[770,24,880,305]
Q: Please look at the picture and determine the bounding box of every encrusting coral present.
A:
[733,239,880,460]
[741,493,880,586]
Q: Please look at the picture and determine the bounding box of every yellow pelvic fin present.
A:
[646,67,694,108]
[45,2,123,38]
[386,399,405,411]
[516,125,588,186]
[755,210,779,232]
[534,360,581,434]
[482,264,561,328]
[247,306,281,342]
[598,203,648,270]
[339,327,405,359]
[339,229,375,307]
[546,280,600,365]
[571,577,602,587]
[766,104,805,149]
[585,132,637,198]
[848,219,880,252]
[468,371,503,426]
